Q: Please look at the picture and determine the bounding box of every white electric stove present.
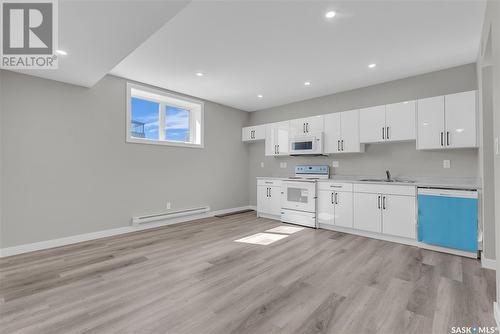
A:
[281,165,329,228]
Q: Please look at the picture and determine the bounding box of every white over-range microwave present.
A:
[289,133,324,155]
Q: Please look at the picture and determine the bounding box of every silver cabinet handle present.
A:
[446,131,450,146]
[382,196,386,210]
[303,123,306,133]
[331,192,334,204]
[337,140,340,152]
[377,195,381,209]
[382,127,385,140]
[441,132,444,146]
[386,126,390,140]
[269,187,272,197]
[341,139,344,151]
[307,123,309,133]
[277,144,279,154]
[334,192,338,204]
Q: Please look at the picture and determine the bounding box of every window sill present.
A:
[126,137,204,149]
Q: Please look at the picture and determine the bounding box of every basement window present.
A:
[126,83,204,148]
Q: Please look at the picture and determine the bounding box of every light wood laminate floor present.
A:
[0,211,496,334]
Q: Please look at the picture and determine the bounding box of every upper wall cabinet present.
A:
[289,116,324,136]
[265,121,290,156]
[417,90,477,150]
[324,110,365,153]
[359,101,416,143]
[242,125,265,142]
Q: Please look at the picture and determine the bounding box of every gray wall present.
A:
[0,71,250,248]
[246,64,480,209]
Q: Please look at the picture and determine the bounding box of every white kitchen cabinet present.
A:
[359,105,386,143]
[353,192,382,233]
[360,102,415,143]
[417,91,477,150]
[265,121,290,156]
[242,125,265,142]
[353,184,416,239]
[317,190,334,225]
[416,96,445,149]
[257,179,282,218]
[324,110,364,153]
[444,91,477,148]
[381,194,416,239]
[317,188,353,228]
[334,191,354,228]
[385,101,416,142]
[289,116,324,136]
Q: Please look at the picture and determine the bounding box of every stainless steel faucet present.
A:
[386,170,391,182]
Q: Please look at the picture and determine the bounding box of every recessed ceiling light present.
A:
[56,49,67,56]
[368,63,377,68]
[304,81,311,86]
[257,94,263,99]
[195,72,204,77]
[325,11,336,18]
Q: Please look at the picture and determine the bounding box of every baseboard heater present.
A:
[132,206,210,226]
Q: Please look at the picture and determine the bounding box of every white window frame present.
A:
[126,82,204,148]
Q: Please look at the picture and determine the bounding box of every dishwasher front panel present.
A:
[417,189,478,252]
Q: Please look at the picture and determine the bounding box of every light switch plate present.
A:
[260,162,264,168]
[280,162,287,168]
[332,161,339,168]
[443,160,451,169]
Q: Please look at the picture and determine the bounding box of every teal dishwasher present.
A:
[417,188,478,254]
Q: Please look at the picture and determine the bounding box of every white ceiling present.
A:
[111,0,486,111]
[13,0,190,87]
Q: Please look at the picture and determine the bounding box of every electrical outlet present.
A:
[332,161,339,168]
[280,162,287,168]
[166,202,171,210]
[260,162,264,168]
[443,160,451,169]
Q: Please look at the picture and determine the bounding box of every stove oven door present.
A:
[281,180,316,213]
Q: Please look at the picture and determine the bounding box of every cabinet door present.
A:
[385,101,416,142]
[265,124,277,156]
[304,115,324,133]
[334,191,353,228]
[268,186,282,216]
[242,127,252,141]
[382,195,416,239]
[257,186,269,214]
[417,96,445,150]
[340,110,363,153]
[289,118,307,136]
[323,113,342,153]
[276,121,290,155]
[354,192,382,232]
[359,105,386,143]
[445,91,477,148]
[317,190,334,225]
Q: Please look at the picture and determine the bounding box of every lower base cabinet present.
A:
[353,185,416,239]
[353,192,382,232]
[317,190,353,228]
[257,179,282,217]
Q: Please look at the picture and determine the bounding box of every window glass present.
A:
[130,97,160,140]
[165,106,190,142]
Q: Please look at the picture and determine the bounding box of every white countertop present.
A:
[256,175,481,189]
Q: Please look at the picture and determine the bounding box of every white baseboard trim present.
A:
[0,206,254,258]
[494,302,500,330]
[482,256,497,270]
